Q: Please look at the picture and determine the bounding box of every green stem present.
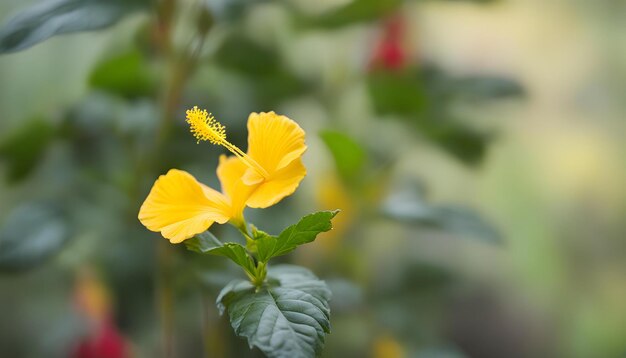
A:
[233,217,267,287]
[253,261,267,288]
[151,1,208,356]
[143,1,210,357]
[156,240,175,358]
[234,216,251,237]
[235,217,257,251]
[201,290,227,358]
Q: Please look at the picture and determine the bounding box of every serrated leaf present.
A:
[185,231,256,277]
[217,265,331,358]
[255,211,338,262]
[0,202,70,272]
[0,0,152,54]
[319,130,366,182]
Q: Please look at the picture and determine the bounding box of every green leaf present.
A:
[0,0,153,54]
[185,231,256,277]
[297,0,402,29]
[256,210,339,262]
[382,185,501,244]
[217,265,332,358]
[367,70,489,165]
[367,71,428,116]
[452,76,525,100]
[214,34,278,76]
[319,130,366,182]
[0,202,70,272]
[0,117,55,183]
[202,0,271,22]
[89,50,156,99]
[213,33,309,107]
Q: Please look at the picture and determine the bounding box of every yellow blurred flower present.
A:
[373,334,406,358]
[315,172,353,250]
[74,267,112,323]
[138,109,307,243]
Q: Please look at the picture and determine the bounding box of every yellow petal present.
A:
[216,155,257,222]
[242,168,264,186]
[247,112,307,174]
[246,158,306,208]
[138,169,230,243]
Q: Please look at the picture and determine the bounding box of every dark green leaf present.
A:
[202,0,270,22]
[256,211,339,262]
[0,202,70,272]
[367,71,427,116]
[430,127,488,165]
[0,0,153,54]
[297,0,402,29]
[0,117,55,183]
[217,265,332,358]
[382,186,501,244]
[195,6,214,35]
[254,70,309,108]
[367,70,489,165]
[89,50,156,98]
[213,33,309,107]
[319,130,366,182]
[185,231,256,277]
[214,34,278,76]
[452,76,525,100]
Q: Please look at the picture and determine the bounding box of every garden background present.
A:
[1,0,625,357]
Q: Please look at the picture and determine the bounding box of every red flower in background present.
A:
[370,14,408,71]
[72,268,130,358]
[73,317,129,358]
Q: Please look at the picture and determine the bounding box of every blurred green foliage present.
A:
[0,117,55,183]
[296,0,403,29]
[319,130,366,183]
[89,50,157,99]
[213,33,310,108]
[368,69,507,164]
[0,0,624,357]
[0,0,152,53]
[0,202,69,272]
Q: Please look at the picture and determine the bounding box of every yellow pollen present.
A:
[185,106,270,179]
[186,106,226,145]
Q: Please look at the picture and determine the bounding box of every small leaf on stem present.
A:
[255,210,339,262]
[185,231,257,278]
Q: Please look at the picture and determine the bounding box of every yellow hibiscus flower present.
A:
[138,108,307,243]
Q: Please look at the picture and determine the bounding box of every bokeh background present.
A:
[1,0,625,357]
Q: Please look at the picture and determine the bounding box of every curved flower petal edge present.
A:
[243,111,307,208]
[138,169,230,244]
[186,108,308,208]
[138,109,308,243]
